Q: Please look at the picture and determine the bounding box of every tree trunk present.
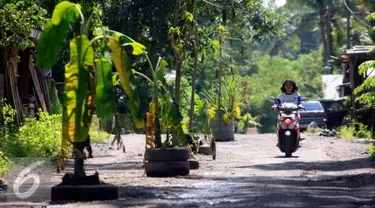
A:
[327,0,334,73]
[319,6,329,67]
[189,0,199,132]
[174,60,182,106]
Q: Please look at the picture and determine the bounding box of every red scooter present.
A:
[269,97,308,157]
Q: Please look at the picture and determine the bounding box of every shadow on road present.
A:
[236,157,375,172]
[273,155,299,158]
[88,173,375,207]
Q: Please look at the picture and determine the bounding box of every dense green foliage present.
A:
[0,101,109,176]
[0,1,47,49]
[354,12,375,110]
[2,0,375,167]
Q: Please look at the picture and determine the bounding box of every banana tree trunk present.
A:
[152,75,162,148]
[73,142,86,178]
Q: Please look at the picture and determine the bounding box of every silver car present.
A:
[299,101,327,130]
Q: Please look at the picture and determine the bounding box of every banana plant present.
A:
[37,1,145,177]
[132,57,189,149]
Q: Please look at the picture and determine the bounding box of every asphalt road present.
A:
[2,133,375,208]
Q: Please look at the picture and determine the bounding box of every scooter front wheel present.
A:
[285,135,292,157]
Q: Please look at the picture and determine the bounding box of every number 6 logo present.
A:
[13,160,45,199]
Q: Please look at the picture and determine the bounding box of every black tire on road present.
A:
[145,161,190,177]
[188,159,199,170]
[146,147,190,162]
[285,135,292,157]
[198,145,211,155]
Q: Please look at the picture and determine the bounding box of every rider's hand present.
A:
[298,105,305,110]
[272,106,278,111]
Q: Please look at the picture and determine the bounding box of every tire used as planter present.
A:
[210,112,234,141]
[146,147,189,162]
[198,145,212,155]
[244,127,258,134]
[188,159,199,170]
[145,161,190,177]
[145,147,190,177]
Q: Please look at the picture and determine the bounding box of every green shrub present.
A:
[339,125,357,140]
[9,111,62,160]
[0,106,63,176]
[0,102,109,177]
[367,145,375,159]
[0,155,7,177]
[306,127,324,136]
[339,124,372,140]
[90,114,110,143]
[356,124,372,139]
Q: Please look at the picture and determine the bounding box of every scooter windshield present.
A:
[281,113,296,118]
[279,103,298,114]
[281,103,297,109]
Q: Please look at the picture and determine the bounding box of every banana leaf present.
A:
[62,35,94,143]
[108,33,144,129]
[95,57,114,118]
[37,1,81,69]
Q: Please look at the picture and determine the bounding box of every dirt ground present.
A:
[2,133,375,208]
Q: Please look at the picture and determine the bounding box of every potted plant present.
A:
[202,74,243,141]
[237,113,262,134]
[130,56,193,177]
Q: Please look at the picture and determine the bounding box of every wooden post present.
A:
[4,48,24,125]
[349,58,356,119]
[29,60,48,113]
[0,74,4,124]
[19,50,30,103]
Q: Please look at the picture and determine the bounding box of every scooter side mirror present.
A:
[268,96,276,102]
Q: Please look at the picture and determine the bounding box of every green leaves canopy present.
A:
[0,1,47,49]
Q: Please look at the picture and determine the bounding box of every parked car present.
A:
[316,98,348,129]
[299,100,327,131]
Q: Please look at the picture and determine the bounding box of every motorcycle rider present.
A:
[272,79,305,147]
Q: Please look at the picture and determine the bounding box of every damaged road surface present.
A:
[3,133,375,207]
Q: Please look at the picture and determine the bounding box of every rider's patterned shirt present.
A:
[273,91,302,107]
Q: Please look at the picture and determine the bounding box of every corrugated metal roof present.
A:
[344,45,374,55]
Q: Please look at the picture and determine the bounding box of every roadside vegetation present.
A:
[0,101,109,176]
[1,0,375,176]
